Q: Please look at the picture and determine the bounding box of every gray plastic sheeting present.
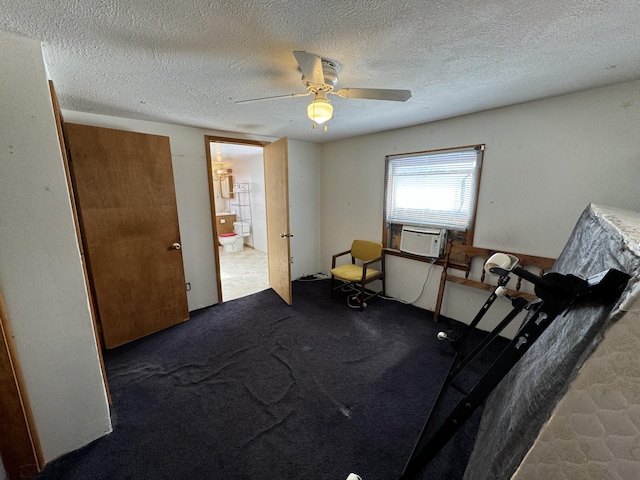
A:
[463,203,640,480]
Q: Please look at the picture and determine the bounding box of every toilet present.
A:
[218,222,251,252]
[233,221,251,237]
[218,232,242,252]
[231,221,251,251]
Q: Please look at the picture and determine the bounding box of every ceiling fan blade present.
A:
[235,91,311,104]
[334,88,412,102]
[293,51,324,85]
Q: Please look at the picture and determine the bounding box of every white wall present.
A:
[321,80,640,337]
[0,32,111,462]
[288,140,322,279]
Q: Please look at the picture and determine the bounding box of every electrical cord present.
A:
[380,258,437,305]
[328,280,369,309]
[296,275,366,308]
[296,273,331,282]
[347,294,365,309]
[313,258,437,308]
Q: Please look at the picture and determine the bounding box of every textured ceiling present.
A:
[2,0,639,143]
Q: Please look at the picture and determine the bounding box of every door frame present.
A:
[204,136,269,302]
[49,82,110,400]
[0,290,44,479]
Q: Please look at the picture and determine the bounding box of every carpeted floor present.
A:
[35,279,508,480]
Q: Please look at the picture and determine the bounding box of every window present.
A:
[384,145,484,250]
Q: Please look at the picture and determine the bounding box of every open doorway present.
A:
[205,137,270,301]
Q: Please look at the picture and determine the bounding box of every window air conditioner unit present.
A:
[400,226,447,258]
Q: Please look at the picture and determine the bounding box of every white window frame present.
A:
[384,145,484,243]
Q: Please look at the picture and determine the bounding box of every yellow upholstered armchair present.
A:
[330,240,385,310]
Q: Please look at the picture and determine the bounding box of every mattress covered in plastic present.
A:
[512,308,640,480]
[463,204,640,480]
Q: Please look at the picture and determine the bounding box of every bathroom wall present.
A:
[225,155,268,253]
[211,163,233,213]
[246,156,268,253]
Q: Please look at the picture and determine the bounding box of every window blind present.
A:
[385,146,482,230]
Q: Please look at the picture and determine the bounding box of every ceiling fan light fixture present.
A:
[237,52,411,131]
[307,96,333,124]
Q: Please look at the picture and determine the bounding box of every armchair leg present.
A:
[359,283,367,311]
[330,275,335,298]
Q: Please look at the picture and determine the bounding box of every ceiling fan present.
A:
[235,51,412,130]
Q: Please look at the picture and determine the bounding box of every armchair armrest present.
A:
[361,255,384,281]
[332,249,352,268]
[362,256,383,268]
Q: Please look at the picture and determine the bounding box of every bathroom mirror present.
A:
[220,174,234,199]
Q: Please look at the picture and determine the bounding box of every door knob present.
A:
[280,233,294,238]
[170,243,182,250]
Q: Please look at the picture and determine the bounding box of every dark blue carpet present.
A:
[35,279,508,480]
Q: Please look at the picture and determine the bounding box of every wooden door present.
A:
[264,137,292,304]
[66,124,189,348]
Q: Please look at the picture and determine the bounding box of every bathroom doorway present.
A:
[206,138,270,301]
